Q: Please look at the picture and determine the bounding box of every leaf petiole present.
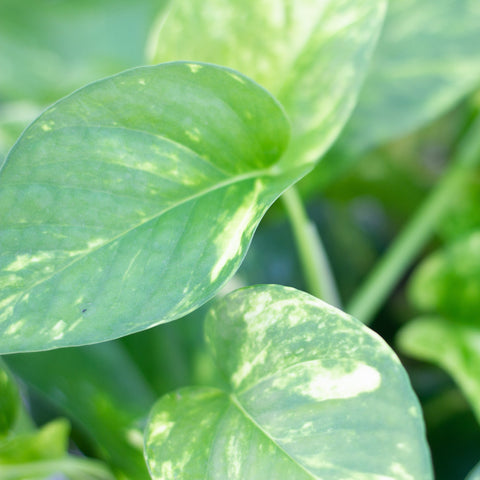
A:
[282,186,341,308]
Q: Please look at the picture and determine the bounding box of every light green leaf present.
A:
[339,0,480,154]
[397,317,480,424]
[467,462,480,480]
[150,0,387,167]
[0,419,114,479]
[0,418,69,464]
[6,342,155,478]
[0,359,19,437]
[145,285,433,480]
[0,0,167,104]
[0,62,297,353]
[409,230,480,321]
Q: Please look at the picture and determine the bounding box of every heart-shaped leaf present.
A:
[150,0,387,167]
[0,62,297,353]
[145,285,433,479]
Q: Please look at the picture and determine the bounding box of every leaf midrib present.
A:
[2,168,276,309]
[229,393,317,480]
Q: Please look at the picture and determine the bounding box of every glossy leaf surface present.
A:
[145,285,433,479]
[7,342,155,478]
[398,317,480,424]
[339,0,480,154]
[0,62,295,352]
[0,360,19,437]
[409,231,480,320]
[151,0,387,166]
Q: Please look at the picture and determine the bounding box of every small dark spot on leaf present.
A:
[82,308,87,313]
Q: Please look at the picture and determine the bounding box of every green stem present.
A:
[282,186,341,308]
[347,114,480,324]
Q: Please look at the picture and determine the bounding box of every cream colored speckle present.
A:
[187,63,202,73]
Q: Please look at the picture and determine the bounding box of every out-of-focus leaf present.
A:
[151,0,387,167]
[0,359,19,437]
[308,0,480,190]
[0,62,296,352]
[7,342,155,479]
[340,0,480,154]
[439,171,480,242]
[398,317,480,424]
[0,418,68,463]
[467,462,480,480]
[0,418,114,479]
[409,231,480,320]
[0,0,167,104]
[145,285,433,479]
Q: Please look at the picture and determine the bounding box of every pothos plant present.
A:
[0,0,480,479]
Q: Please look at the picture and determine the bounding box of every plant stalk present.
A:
[347,114,480,324]
[282,186,341,308]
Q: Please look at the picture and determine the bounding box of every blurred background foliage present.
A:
[1,0,480,479]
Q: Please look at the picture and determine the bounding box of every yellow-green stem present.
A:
[282,186,341,308]
[347,114,480,324]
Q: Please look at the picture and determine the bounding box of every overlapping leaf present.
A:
[151,0,387,167]
[0,0,167,104]
[0,419,114,479]
[338,0,480,154]
[6,343,155,478]
[145,285,433,479]
[0,62,297,352]
[398,230,480,423]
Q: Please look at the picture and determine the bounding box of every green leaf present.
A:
[0,61,297,353]
[0,419,69,464]
[339,0,480,154]
[408,230,480,320]
[0,359,19,437]
[0,0,167,104]
[150,0,387,167]
[467,462,480,480]
[397,317,480,424]
[145,285,433,479]
[6,342,155,478]
[0,419,115,479]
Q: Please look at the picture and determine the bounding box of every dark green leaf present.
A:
[0,359,19,437]
[145,285,433,479]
